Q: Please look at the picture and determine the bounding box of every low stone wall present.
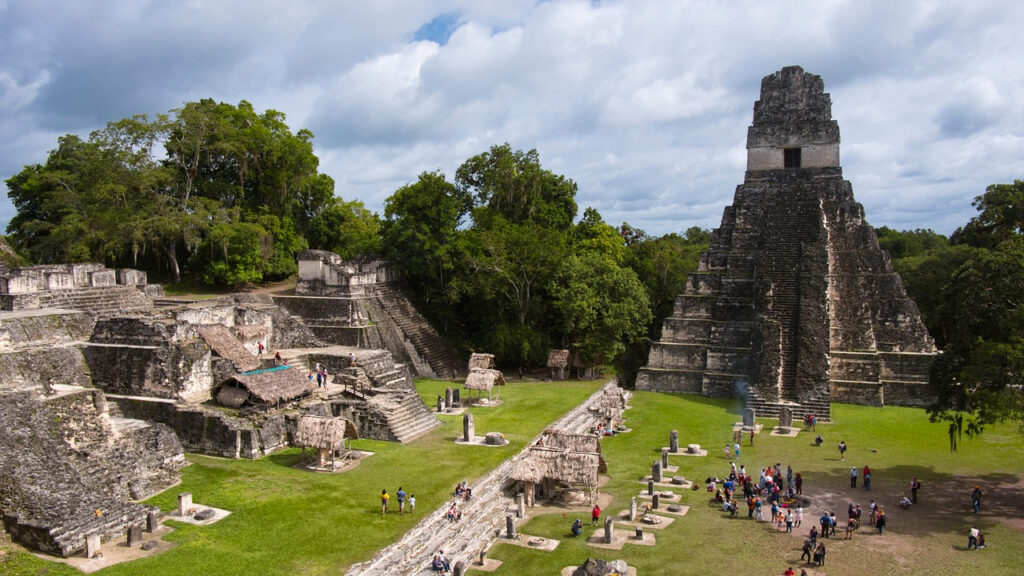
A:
[82,339,212,402]
[0,346,92,392]
[0,311,94,352]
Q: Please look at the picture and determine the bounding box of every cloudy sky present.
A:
[2,0,1023,237]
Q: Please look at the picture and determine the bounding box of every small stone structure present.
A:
[572,558,630,576]
[293,415,359,468]
[779,406,793,431]
[636,66,938,419]
[464,368,505,404]
[547,349,569,380]
[512,429,604,506]
[0,263,160,316]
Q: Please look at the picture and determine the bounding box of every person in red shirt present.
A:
[784,567,796,576]
[863,465,872,490]
[591,504,601,526]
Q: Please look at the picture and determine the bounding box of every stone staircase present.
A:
[369,391,444,444]
[371,285,462,379]
[30,285,153,317]
[346,382,624,576]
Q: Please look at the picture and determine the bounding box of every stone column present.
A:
[652,460,662,483]
[779,407,793,430]
[453,561,466,576]
[647,479,655,496]
[146,510,160,532]
[86,533,102,558]
[463,412,475,441]
[453,388,461,405]
[437,395,445,412]
[743,408,756,427]
[635,526,644,540]
[177,493,193,516]
[127,525,143,547]
[478,550,487,565]
[505,515,516,539]
[445,387,454,409]
[516,493,526,518]
[670,430,679,453]
[629,497,638,522]
[604,517,614,544]
[652,493,660,509]
[661,448,669,468]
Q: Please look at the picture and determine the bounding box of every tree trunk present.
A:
[167,240,181,283]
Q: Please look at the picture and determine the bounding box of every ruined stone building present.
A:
[637,66,937,419]
[0,260,446,557]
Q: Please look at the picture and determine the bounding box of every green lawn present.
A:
[1,379,601,576]
[3,385,1022,576]
[487,391,1024,576]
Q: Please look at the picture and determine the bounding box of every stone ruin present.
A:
[0,257,450,556]
[273,251,461,379]
[637,66,938,419]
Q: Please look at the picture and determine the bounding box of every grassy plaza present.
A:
[3,379,1022,576]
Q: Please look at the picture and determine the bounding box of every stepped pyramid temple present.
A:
[636,66,937,420]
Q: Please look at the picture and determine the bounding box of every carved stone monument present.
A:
[437,395,445,413]
[629,497,638,522]
[85,533,101,558]
[652,460,662,483]
[743,408,756,428]
[647,479,655,496]
[652,493,660,509]
[661,448,669,468]
[463,412,474,441]
[127,524,143,547]
[779,406,793,430]
[445,387,454,408]
[177,492,193,516]
[670,429,679,453]
[603,517,614,544]
[636,66,938,419]
[506,515,516,539]
[516,493,526,518]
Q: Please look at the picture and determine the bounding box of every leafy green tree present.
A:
[307,198,382,260]
[876,226,949,259]
[951,180,1024,249]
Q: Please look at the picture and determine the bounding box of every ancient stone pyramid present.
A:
[636,66,937,420]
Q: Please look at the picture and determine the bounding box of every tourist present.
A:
[409,494,416,513]
[900,495,913,509]
[869,499,877,524]
[910,477,921,503]
[397,486,407,514]
[316,371,323,387]
[754,497,764,521]
[863,464,872,491]
[876,509,887,534]
[274,350,282,365]
[968,527,980,549]
[381,489,389,515]
[784,567,795,576]
[795,473,803,495]
[734,441,741,457]
[838,440,847,460]
[257,341,264,355]
[844,518,857,539]
[592,504,601,526]
[795,506,803,527]
[747,495,756,518]
[571,518,583,536]
[349,352,357,367]
[749,429,755,446]
[819,513,830,538]
[850,465,858,488]
[431,555,447,574]
[814,434,823,447]
[808,525,818,547]
[438,550,451,572]
[725,443,731,458]
[972,485,983,513]
[800,538,813,563]
[785,510,794,533]
[814,542,826,566]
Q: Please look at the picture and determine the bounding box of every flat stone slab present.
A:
[656,504,689,517]
[455,436,510,447]
[636,490,682,503]
[301,451,373,473]
[733,423,764,433]
[666,447,707,457]
[640,476,693,490]
[561,565,638,576]
[466,399,504,408]
[501,533,560,551]
[769,426,802,437]
[615,511,677,529]
[467,558,504,572]
[38,525,175,574]
[584,528,654,550]
[437,407,469,415]
[167,504,231,526]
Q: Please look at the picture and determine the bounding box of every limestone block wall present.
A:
[0,346,92,392]
[82,340,212,402]
[0,311,95,352]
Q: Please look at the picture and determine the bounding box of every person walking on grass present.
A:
[910,477,921,503]
[838,440,847,461]
[592,504,601,526]
[381,489,389,515]
[863,464,871,491]
[972,486,983,513]
[397,486,407,514]
[850,466,858,488]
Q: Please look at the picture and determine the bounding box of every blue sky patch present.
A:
[414,12,461,45]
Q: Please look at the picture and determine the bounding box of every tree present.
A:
[951,180,1024,249]
[307,198,382,260]
[876,226,949,259]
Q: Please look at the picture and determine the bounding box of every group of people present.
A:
[454,480,472,501]
[430,549,452,573]
[308,362,330,388]
[380,487,414,515]
[848,464,872,489]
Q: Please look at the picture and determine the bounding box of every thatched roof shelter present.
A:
[234,324,269,340]
[468,353,495,370]
[590,385,629,422]
[217,366,314,407]
[197,324,261,371]
[294,415,358,449]
[546,349,569,368]
[511,447,600,487]
[465,369,506,390]
[541,429,601,454]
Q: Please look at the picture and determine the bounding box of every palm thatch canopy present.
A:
[468,353,495,371]
[511,447,600,486]
[294,415,358,449]
[546,349,569,368]
[218,366,314,406]
[234,324,269,339]
[541,429,602,454]
[197,324,261,371]
[464,368,506,391]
